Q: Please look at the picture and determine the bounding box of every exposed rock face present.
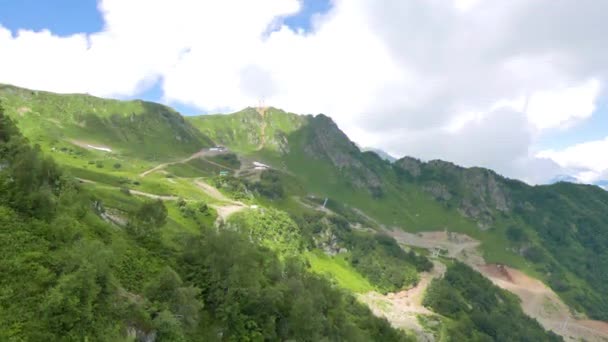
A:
[395,157,422,178]
[423,182,452,202]
[463,168,510,213]
[314,219,348,256]
[275,131,290,155]
[126,326,156,342]
[304,114,382,193]
[394,157,513,230]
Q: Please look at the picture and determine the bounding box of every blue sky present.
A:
[0,0,331,36]
[536,96,608,150]
[0,0,332,115]
[0,0,102,36]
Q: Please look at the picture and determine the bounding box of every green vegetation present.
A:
[0,104,410,341]
[509,182,608,319]
[423,262,562,341]
[306,250,376,293]
[182,229,411,341]
[394,157,608,320]
[5,83,608,339]
[188,107,305,154]
[0,84,213,161]
[346,231,431,293]
[294,212,432,294]
[227,207,304,255]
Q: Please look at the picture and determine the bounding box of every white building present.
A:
[253,161,270,170]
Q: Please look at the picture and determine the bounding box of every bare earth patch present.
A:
[387,229,484,266]
[359,261,446,341]
[376,226,608,341]
[17,106,31,116]
[194,180,247,224]
[478,264,608,342]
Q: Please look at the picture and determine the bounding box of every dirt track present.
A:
[478,264,608,342]
[139,148,233,177]
[359,261,446,339]
[194,180,247,223]
[387,229,484,266]
[375,224,608,341]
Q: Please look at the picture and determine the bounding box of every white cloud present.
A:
[526,79,601,130]
[537,137,608,182]
[1,0,607,184]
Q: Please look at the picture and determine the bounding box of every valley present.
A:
[1,83,608,341]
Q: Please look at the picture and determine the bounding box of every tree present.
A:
[128,199,167,238]
[145,267,203,331]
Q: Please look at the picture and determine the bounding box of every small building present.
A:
[252,161,270,170]
[219,170,229,177]
[210,146,226,152]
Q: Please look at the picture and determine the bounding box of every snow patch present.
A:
[87,144,112,152]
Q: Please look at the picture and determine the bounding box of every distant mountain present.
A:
[549,173,608,191]
[549,174,580,184]
[361,147,397,162]
[595,180,608,190]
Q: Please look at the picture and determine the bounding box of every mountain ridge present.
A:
[2,83,608,340]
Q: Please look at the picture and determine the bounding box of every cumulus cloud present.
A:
[1,0,607,184]
[526,79,601,130]
[537,137,608,183]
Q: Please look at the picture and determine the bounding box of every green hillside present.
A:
[0,84,214,160]
[188,107,305,154]
[190,106,608,322]
[394,157,608,320]
[0,85,598,340]
[0,98,414,341]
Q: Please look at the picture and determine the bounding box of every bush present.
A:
[113,163,121,169]
[523,246,546,263]
[506,226,528,243]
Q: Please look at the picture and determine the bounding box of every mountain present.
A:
[549,174,579,184]
[2,85,607,341]
[361,146,397,162]
[195,107,608,326]
[0,84,214,160]
[595,180,608,190]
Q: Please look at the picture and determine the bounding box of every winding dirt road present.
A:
[386,228,608,341]
[359,261,446,340]
[139,148,233,177]
[194,180,247,223]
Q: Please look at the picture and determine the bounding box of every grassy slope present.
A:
[306,250,375,293]
[189,108,608,320]
[0,85,229,252]
[0,84,213,161]
[192,108,525,267]
[188,107,305,154]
